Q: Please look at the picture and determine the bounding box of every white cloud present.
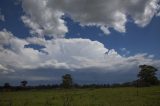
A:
[0,29,41,72]
[0,29,13,45]
[21,0,160,37]
[26,37,46,46]
[21,0,68,38]
[100,26,110,35]
[0,29,160,74]
[120,48,130,56]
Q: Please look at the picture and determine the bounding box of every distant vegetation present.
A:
[20,80,28,88]
[61,74,73,88]
[0,64,159,91]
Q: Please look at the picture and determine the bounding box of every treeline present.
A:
[0,64,160,91]
[0,80,160,91]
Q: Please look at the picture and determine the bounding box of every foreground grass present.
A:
[0,86,160,106]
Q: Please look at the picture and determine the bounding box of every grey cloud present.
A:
[48,0,159,34]
[21,0,160,37]
[20,0,160,37]
[0,66,154,85]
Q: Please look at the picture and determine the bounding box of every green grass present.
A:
[0,86,160,106]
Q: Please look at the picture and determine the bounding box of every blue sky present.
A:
[0,0,160,85]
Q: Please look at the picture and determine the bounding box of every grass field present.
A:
[0,86,160,106]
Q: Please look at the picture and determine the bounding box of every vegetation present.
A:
[20,80,28,87]
[0,86,160,106]
[3,83,11,88]
[138,65,159,86]
[61,74,73,88]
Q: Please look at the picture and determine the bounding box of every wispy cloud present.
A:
[0,9,5,22]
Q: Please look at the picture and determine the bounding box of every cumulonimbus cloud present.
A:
[0,29,160,74]
[21,0,160,37]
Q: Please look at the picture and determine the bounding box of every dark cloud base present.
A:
[0,68,139,86]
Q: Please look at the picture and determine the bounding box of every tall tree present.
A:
[61,74,73,88]
[21,80,28,87]
[4,82,11,88]
[138,65,159,86]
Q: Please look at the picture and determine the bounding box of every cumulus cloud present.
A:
[26,37,46,46]
[21,0,160,37]
[0,29,160,74]
[21,0,68,38]
[0,29,41,72]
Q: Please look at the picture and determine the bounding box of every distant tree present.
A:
[138,65,159,86]
[61,74,73,88]
[21,80,28,87]
[4,82,11,88]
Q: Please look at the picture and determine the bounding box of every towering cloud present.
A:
[0,0,160,83]
[21,0,160,37]
[0,29,160,74]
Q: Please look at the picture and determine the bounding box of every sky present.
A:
[0,0,160,86]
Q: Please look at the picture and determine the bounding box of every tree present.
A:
[21,80,28,87]
[61,74,73,88]
[138,65,159,86]
[4,82,11,88]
